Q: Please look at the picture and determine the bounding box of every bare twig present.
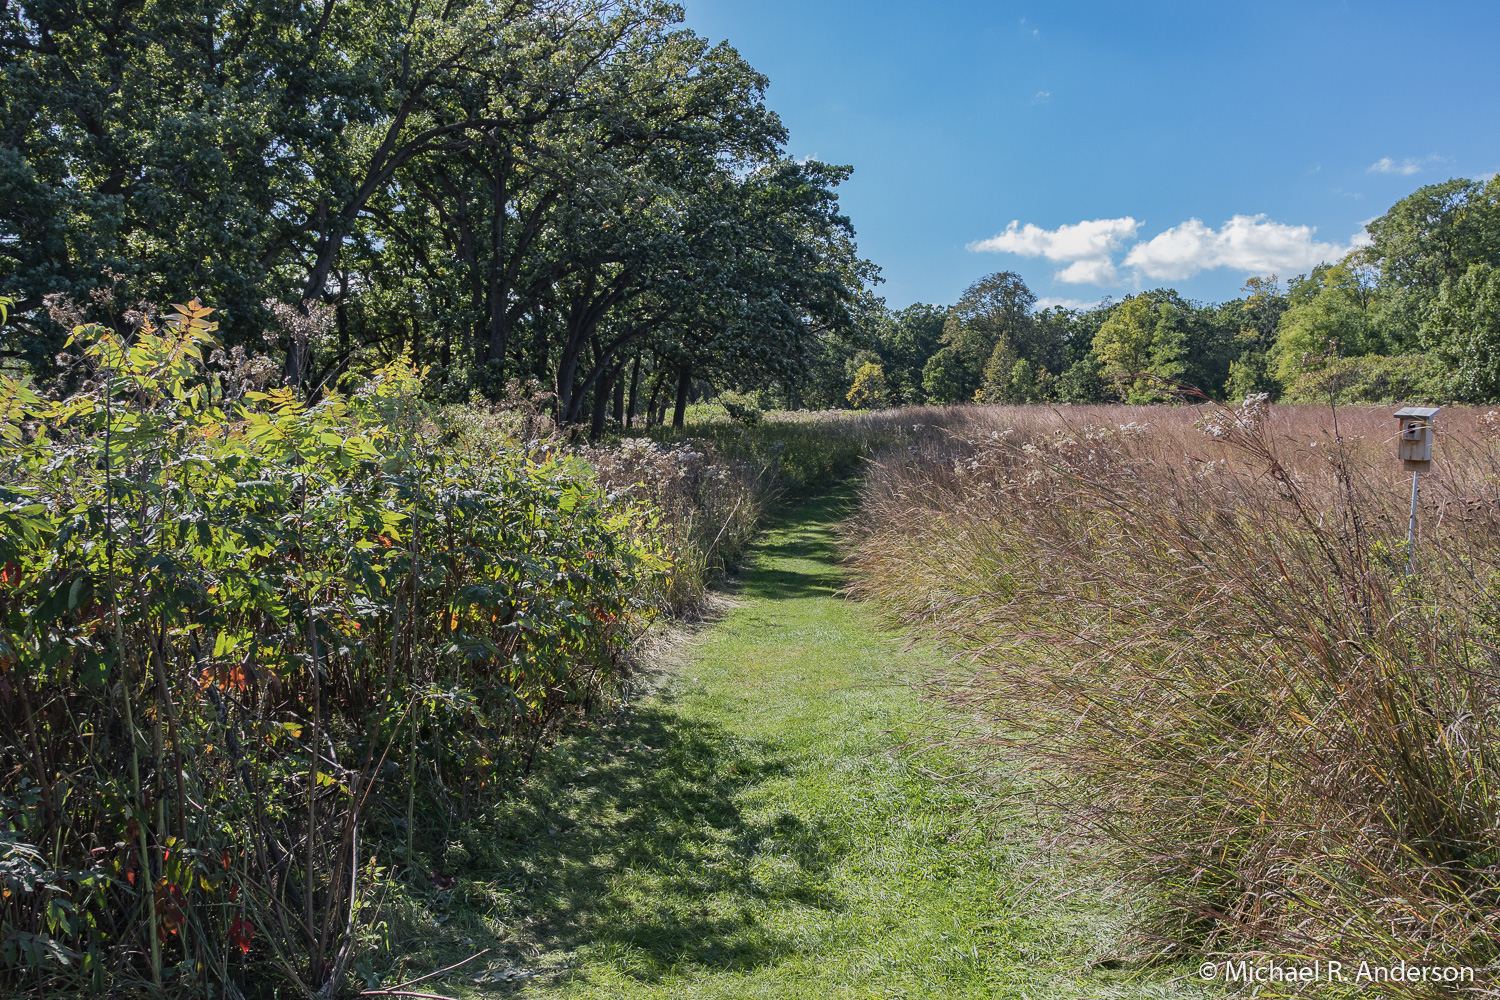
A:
[359,949,490,994]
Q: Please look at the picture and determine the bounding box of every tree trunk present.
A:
[645,364,665,427]
[530,308,550,381]
[486,164,507,366]
[590,370,612,440]
[283,328,310,388]
[612,368,625,424]
[556,352,578,422]
[625,356,641,427]
[672,364,691,429]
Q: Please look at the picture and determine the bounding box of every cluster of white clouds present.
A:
[1125,215,1360,281]
[970,153,1492,288]
[970,214,1367,286]
[970,217,1140,284]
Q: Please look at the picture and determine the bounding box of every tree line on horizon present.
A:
[805,174,1500,413]
[3,0,1497,426]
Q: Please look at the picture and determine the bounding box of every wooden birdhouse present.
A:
[1394,406,1439,472]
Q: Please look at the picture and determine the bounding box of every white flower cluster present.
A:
[1196,393,1270,438]
[580,437,739,505]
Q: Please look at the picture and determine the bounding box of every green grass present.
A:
[387,487,1207,999]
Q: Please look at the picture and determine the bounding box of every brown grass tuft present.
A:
[847,402,1500,990]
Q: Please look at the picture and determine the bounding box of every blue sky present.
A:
[680,0,1500,311]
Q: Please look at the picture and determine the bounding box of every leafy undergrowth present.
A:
[0,310,706,994]
[378,489,1208,999]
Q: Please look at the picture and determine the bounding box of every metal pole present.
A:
[1406,469,1419,576]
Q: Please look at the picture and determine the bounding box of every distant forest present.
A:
[815,174,1500,413]
[2,0,1497,421]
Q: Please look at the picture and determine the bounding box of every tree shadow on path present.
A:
[466,694,848,992]
[459,488,867,993]
[733,488,855,603]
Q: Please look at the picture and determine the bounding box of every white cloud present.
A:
[1122,214,1352,282]
[968,217,1138,285]
[970,213,1361,285]
[1054,258,1118,284]
[1368,154,1443,176]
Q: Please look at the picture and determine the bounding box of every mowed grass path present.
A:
[439,488,1200,999]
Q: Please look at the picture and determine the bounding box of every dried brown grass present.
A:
[579,437,769,611]
[847,401,1500,992]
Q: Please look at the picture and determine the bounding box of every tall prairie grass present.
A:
[640,406,931,498]
[848,401,1500,990]
[578,437,768,612]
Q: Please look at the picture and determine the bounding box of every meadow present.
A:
[4,0,1493,991]
[848,400,1500,992]
[4,322,1496,1000]
[382,488,1203,1000]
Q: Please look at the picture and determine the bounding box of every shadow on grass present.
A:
[734,488,856,603]
[736,559,843,602]
[459,691,851,992]
[424,486,868,993]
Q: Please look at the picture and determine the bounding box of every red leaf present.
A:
[227,916,254,955]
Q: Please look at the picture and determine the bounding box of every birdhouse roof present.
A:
[1394,406,1441,419]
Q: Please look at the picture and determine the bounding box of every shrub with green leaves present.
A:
[0,303,666,994]
[1423,263,1500,402]
[1281,351,1451,404]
